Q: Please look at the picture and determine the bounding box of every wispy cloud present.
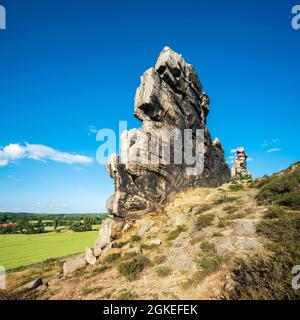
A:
[0,143,93,168]
[267,148,281,153]
[230,148,237,154]
[261,139,280,148]
[88,125,98,135]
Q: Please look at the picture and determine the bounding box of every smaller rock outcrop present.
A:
[231,147,251,178]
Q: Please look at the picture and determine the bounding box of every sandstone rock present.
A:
[147,239,162,246]
[106,47,231,218]
[63,257,87,276]
[85,247,97,265]
[93,246,103,257]
[231,147,251,178]
[127,246,142,254]
[235,237,262,252]
[215,237,235,256]
[232,219,258,237]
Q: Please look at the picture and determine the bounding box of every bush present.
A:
[156,266,172,277]
[229,184,244,192]
[256,165,300,209]
[195,214,214,230]
[275,191,300,209]
[223,205,237,214]
[166,225,187,241]
[200,241,215,254]
[192,204,212,214]
[264,205,286,219]
[104,253,121,264]
[214,195,238,205]
[130,235,141,242]
[111,241,128,249]
[118,255,151,281]
[116,290,138,300]
[225,211,300,299]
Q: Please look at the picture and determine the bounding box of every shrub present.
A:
[195,214,214,230]
[141,243,159,250]
[256,165,300,208]
[156,266,172,277]
[104,253,121,264]
[166,225,187,241]
[275,191,300,209]
[118,255,151,281]
[223,205,237,214]
[192,204,212,214]
[153,255,167,265]
[116,290,138,300]
[264,205,286,219]
[130,235,141,242]
[214,195,238,205]
[200,241,215,254]
[225,211,300,299]
[111,241,128,249]
[229,184,244,192]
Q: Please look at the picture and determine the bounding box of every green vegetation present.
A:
[116,289,138,300]
[111,241,128,249]
[166,225,187,241]
[118,255,151,281]
[264,205,286,219]
[223,205,238,214]
[0,212,107,234]
[191,204,212,214]
[0,231,97,270]
[103,253,122,264]
[229,183,244,192]
[256,163,300,209]
[130,235,141,242]
[225,197,300,299]
[195,214,214,230]
[181,241,223,289]
[156,266,172,277]
[141,243,160,250]
[153,255,167,265]
[214,195,239,205]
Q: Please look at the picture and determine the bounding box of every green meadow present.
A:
[0,231,98,270]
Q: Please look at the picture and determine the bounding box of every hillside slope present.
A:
[3,163,299,300]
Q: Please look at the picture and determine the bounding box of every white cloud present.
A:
[0,143,93,168]
[228,155,235,160]
[248,157,254,161]
[230,148,237,154]
[261,139,280,148]
[267,148,281,153]
[88,125,98,135]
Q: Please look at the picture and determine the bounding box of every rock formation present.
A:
[231,147,251,178]
[106,47,231,218]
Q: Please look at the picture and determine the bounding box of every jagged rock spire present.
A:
[106,47,231,218]
[231,147,251,178]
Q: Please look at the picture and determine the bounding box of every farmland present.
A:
[0,230,98,270]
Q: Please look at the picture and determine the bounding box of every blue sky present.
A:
[0,0,299,213]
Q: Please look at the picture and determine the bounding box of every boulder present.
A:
[85,247,97,265]
[63,257,87,276]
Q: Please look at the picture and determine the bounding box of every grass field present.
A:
[0,231,98,270]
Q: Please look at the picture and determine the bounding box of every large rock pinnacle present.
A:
[231,147,251,178]
[106,47,231,218]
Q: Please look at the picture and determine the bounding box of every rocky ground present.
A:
[3,179,269,300]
